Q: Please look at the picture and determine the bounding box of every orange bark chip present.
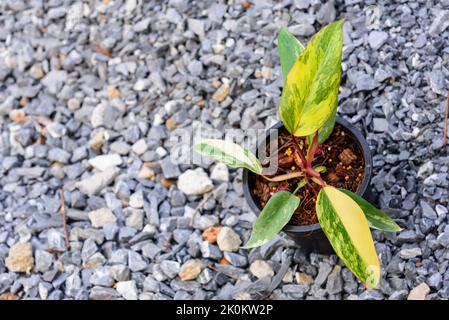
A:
[202,227,221,244]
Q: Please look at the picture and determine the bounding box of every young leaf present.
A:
[280,20,343,137]
[313,165,327,173]
[278,26,305,82]
[297,178,307,189]
[194,139,263,174]
[243,191,300,249]
[316,186,380,289]
[339,189,402,232]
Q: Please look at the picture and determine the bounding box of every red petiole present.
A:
[262,131,327,188]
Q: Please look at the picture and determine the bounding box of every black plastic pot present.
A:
[242,116,374,254]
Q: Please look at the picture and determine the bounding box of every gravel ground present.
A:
[0,0,449,300]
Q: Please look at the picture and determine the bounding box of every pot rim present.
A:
[242,116,373,234]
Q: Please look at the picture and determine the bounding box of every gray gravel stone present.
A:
[35,250,54,273]
[420,201,437,219]
[128,251,147,272]
[325,265,343,294]
[160,260,181,279]
[200,241,222,260]
[159,157,181,179]
[399,247,422,259]
[429,10,449,37]
[223,252,248,267]
[368,31,388,50]
[75,168,120,196]
[141,242,161,260]
[314,262,332,287]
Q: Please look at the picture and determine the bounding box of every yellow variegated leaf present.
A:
[340,189,402,232]
[316,186,380,288]
[194,139,263,174]
[280,20,343,137]
[306,101,337,145]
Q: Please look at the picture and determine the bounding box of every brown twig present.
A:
[292,136,307,167]
[444,88,449,146]
[194,192,213,213]
[59,190,70,251]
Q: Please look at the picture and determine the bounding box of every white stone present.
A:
[156,147,167,157]
[400,247,422,259]
[282,270,294,283]
[91,102,107,128]
[249,260,274,279]
[88,208,117,228]
[129,190,144,209]
[132,139,147,155]
[125,210,144,230]
[177,168,213,196]
[88,154,122,171]
[216,227,241,252]
[125,0,137,14]
[75,167,120,196]
[408,283,430,300]
[210,163,229,182]
[417,161,434,179]
[133,79,149,91]
[38,282,49,300]
[116,280,138,300]
[436,204,448,217]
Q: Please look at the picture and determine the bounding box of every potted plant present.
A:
[194,20,401,289]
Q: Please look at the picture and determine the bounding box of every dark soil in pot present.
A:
[253,123,364,226]
[242,117,374,254]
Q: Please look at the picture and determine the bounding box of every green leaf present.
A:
[316,186,380,289]
[280,20,344,137]
[278,26,305,82]
[339,189,402,232]
[306,102,337,145]
[313,165,327,173]
[297,178,307,189]
[243,191,300,249]
[194,139,263,174]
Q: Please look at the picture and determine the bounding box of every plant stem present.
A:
[292,135,307,168]
[262,171,304,182]
[312,176,326,188]
[306,132,319,167]
[260,134,327,186]
[293,183,302,195]
[305,166,326,188]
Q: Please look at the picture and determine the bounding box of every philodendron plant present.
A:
[194,20,401,289]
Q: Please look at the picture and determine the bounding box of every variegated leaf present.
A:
[243,191,300,249]
[316,186,380,289]
[306,101,337,145]
[194,139,263,174]
[278,26,305,82]
[340,189,402,232]
[280,20,343,137]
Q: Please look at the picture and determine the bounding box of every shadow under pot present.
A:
[242,116,375,255]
